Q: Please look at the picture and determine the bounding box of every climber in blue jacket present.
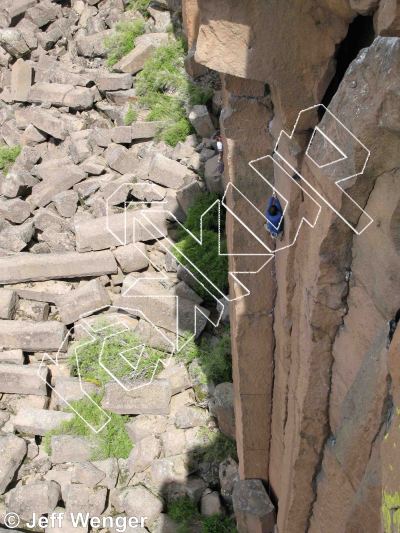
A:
[264,192,284,238]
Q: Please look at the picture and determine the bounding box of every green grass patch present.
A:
[105,19,145,67]
[201,515,237,533]
[43,324,169,460]
[136,39,212,145]
[0,145,20,174]
[124,104,138,125]
[127,0,151,16]
[176,328,232,385]
[68,327,164,386]
[172,193,229,302]
[198,427,238,462]
[168,497,236,533]
[43,394,133,460]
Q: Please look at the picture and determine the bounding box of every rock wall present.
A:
[184,0,400,531]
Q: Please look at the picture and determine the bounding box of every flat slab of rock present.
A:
[29,164,87,207]
[113,242,149,273]
[0,251,117,284]
[52,376,99,409]
[7,480,61,522]
[0,363,48,395]
[96,72,133,92]
[149,153,195,189]
[102,379,172,415]
[131,121,166,140]
[28,82,94,110]
[75,209,167,252]
[0,320,66,352]
[0,349,24,364]
[114,32,169,74]
[51,435,95,464]
[13,407,73,436]
[0,434,26,494]
[57,278,111,324]
[0,288,18,319]
[11,58,32,102]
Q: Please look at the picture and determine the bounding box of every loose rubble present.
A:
[0,0,236,530]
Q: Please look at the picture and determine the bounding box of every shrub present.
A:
[201,515,237,533]
[127,0,151,16]
[0,145,21,174]
[198,428,238,462]
[124,104,138,125]
[43,394,133,460]
[105,19,145,67]
[176,328,232,385]
[136,39,212,146]
[173,193,229,301]
[169,497,198,523]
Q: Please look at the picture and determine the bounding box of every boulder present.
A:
[26,0,60,27]
[189,105,216,138]
[10,58,32,102]
[7,480,61,522]
[201,490,223,516]
[174,405,210,429]
[0,435,26,494]
[27,82,94,110]
[75,209,167,252]
[158,362,191,395]
[130,181,167,201]
[65,484,107,516]
[52,376,99,409]
[149,153,195,189]
[96,72,133,92]
[0,363,48,396]
[161,428,187,457]
[150,455,191,488]
[127,435,161,474]
[125,414,168,442]
[219,458,239,504]
[113,242,149,273]
[29,108,67,140]
[0,251,117,284]
[232,480,275,533]
[0,349,24,364]
[131,121,166,140]
[71,462,106,488]
[120,485,163,527]
[92,458,119,490]
[54,190,78,218]
[76,30,112,58]
[114,32,169,74]
[0,320,66,352]
[0,288,18,319]
[176,180,203,213]
[209,382,235,439]
[51,435,96,464]
[0,28,30,57]
[13,408,73,436]
[102,379,172,415]
[375,0,400,35]
[0,197,31,223]
[30,164,87,207]
[105,144,138,173]
[56,279,111,324]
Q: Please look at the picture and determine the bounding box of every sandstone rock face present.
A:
[187,1,400,531]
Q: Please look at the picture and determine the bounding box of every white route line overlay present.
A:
[41,104,373,433]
